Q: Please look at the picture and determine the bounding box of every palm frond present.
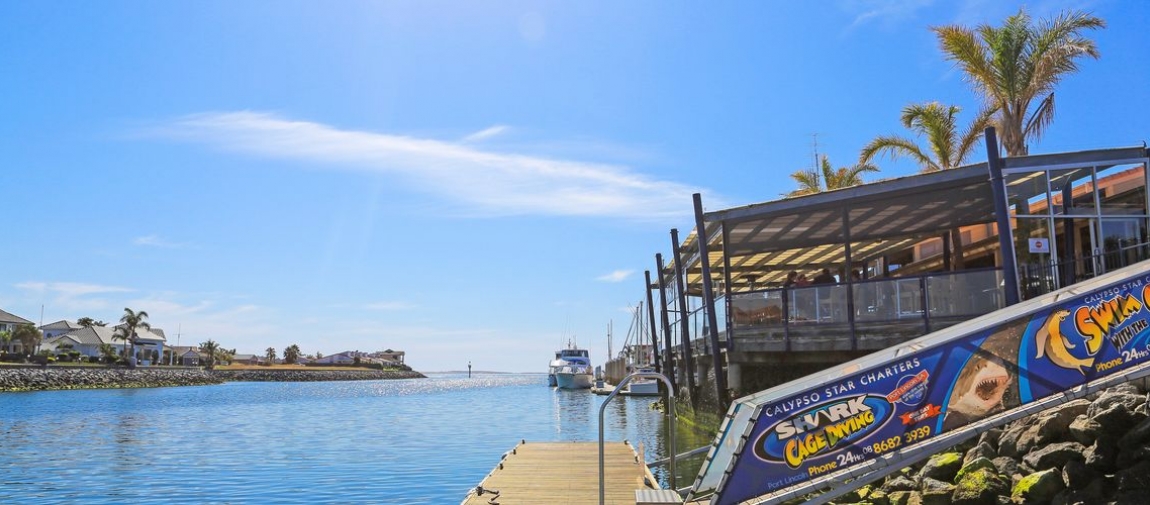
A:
[955,106,996,167]
[787,167,822,197]
[1022,92,1056,144]
[859,135,938,172]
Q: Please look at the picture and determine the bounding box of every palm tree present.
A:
[933,9,1105,156]
[284,344,301,365]
[113,308,150,367]
[787,155,878,197]
[77,317,107,328]
[12,324,42,357]
[0,330,11,354]
[98,343,118,364]
[860,102,992,172]
[859,102,994,270]
[200,339,220,370]
[265,347,277,366]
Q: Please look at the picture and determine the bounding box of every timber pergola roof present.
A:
[669,145,1150,293]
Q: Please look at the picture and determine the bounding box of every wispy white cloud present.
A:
[841,0,935,29]
[461,125,509,143]
[133,234,187,249]
[596,270,634,283]
[146,111,715,220]
[16,281,133,298]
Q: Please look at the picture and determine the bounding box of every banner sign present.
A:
[715,271,1150,505]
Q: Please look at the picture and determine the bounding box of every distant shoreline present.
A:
[0,367,426,392]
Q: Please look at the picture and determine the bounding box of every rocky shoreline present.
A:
[0,367,425,392]
[211,369,426,382]
[827,380,1150,505]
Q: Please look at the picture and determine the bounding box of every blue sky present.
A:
[2,1,1147,372]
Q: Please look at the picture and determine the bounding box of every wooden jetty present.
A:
[462,440,679,505]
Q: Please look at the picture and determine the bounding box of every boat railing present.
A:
[598,371,676,505]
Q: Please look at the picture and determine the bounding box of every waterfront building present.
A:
[0,309,34,354]
[40,320,81,339]
[649,143,1150,404]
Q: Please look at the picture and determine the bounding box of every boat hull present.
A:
[555,372,593,389]
[626,380,660,396]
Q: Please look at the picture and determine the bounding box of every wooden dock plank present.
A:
[462,441,661,505]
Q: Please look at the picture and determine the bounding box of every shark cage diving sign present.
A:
[715,272,1150,505]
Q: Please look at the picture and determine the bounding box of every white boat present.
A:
[553,345,593,389]
[547,351,564,387]
[625,367,660,396]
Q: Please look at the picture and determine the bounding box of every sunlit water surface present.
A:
[0,373,682,504]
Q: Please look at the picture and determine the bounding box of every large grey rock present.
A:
[918,452,962,483]
[1023,441,1086,471]
[1067,415,1101,445]
[1052,475,1112,505]
[1088,391,1144,417]
[883,475,918,492]
[1060,459,1094,491]
[951,467,1008,505]
[992,457,1020,479]
[997,423,1028,458]
[1119,416,1150,447]
[1116,459,1150,492]
[978,428,1003,450]
[1012,468,1064,504]
[1083,434,1119,473]
[1116,443,1150,469]
[965,442,997,466]
[1092,403,1139,434]
[919,477,955,505]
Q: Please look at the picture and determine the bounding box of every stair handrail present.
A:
[599,371,676,505]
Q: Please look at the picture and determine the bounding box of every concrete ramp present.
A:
[688,260,1150,505]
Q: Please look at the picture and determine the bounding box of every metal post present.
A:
[942,232,952,271]
[1062,183,1075,288]
[986,127,1021,305]
[645,270,661,374]
[693,194,728,407]
[720,222,735,353]
[656,254,677,392]
[843,207,857,351]
[670,228,698,406]
[599,371,677,505]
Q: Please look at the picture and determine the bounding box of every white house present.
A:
[312,351,361,365]
[43,325,168,364]
[40,320,82,339]
[1,308,36,354]
[0,308,33,335]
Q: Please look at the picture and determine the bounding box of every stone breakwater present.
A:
[0,367,426,392]
[0,367,222,392]
[827,380,1150,505]
[210,369,426,382]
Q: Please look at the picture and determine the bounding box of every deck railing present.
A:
[726,267,1005,349]
[1019,240,1150,300]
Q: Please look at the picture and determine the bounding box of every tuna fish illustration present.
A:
[1035,309,1094,375]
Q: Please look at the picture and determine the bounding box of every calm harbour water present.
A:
[0,373,685,504]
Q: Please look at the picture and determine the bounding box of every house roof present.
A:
[111,323,167,343]
[53,326,119,346]
[40,320,81,331]
[233,354,258,361]
[0,308,33,325]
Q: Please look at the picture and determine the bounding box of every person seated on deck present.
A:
[813,268,836,285]
[783,271,799,288]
